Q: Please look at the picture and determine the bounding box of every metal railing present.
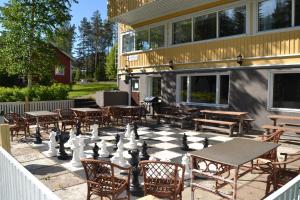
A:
[265,174,300,200]
[0,147,60,200]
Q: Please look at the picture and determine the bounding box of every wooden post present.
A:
[0,124,11,153]
[25,96,30,112]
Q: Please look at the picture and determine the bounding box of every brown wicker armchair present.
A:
[81,159,131,200]
[139,160,185,200]
[100,107,111,127]
[264,152,300,195]
[58,109,76,132]
[4,112,29,140]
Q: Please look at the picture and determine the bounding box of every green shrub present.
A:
[0,84,70,102]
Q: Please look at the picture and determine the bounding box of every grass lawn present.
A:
[68,81,118,99]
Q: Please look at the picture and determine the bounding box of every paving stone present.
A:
[41,172,85,191]
[55,183,87,200]
[11,147,39,156]
[23,158,58,171]
[30,164,69,180]
[14,151,45,163]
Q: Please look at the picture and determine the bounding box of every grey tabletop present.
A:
[70,108,100,112]
[190,138,279,167]
[25,111,58,117]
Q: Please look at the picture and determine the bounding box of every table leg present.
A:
[273,119,277,126]
[239,117,243,135]
[233,167,239,200]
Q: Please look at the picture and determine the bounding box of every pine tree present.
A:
[52,22,76,55]
[105,44,117,80]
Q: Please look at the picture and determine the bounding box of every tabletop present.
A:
[201,110,248,116]
[190,138,279,167]
[111,105,140,109]
[71,108,100,112]
[268,115,300,121]
[25,111,58,117]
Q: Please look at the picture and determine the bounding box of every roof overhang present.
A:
[110,0,218,25]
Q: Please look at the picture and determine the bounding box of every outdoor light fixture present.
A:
[236,54,243,66]
[169,60,174,70]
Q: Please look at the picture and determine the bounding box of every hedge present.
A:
[0,84,71,102]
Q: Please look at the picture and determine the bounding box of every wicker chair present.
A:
[59,109,76,132]
[81,159,131,200]
[100,107,111,127]
[139,160,185,200]
[4,112,29,140]
[264,152,300,195]
[109,107,124,125]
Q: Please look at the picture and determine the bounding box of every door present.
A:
[131,78,140,106]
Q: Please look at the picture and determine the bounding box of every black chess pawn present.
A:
[56,130,71,160]
[128,149,143,196]
[181,133,189,151]
[34,126,42,144]
[93,143,99,159]
[133,122,139,139]
[139,141,150,161]
[113,134,120,151]
[203,137,209,148]
[76,120,82,136]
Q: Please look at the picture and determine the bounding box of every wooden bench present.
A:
[193,118,237,136]
[155,114,191,129]
[261,124,300,134]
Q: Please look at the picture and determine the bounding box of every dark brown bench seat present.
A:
[155,114,191,128]
[193,118,237,136]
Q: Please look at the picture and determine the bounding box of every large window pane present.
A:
[219,6,246,37]
[150,26,164,49]
[273,73,300,109]
[296,0,300,26]
[191,76,216,103]
[181,76,187,102]
[220,75,229,104]
[172,19,192,44]
[194,13,217,41]
[122,33,134,53]
[152,77,161,97]
[135,30,149,51]
[258,0,292,31]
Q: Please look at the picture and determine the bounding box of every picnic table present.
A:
[262,115,300,134]
[268,115,300,126]
[190,138,279,200]
[200,110,248,135]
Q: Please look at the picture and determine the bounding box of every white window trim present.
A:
[176,72,230,107]
[255,0,299,34]
[267,70,300,113]
[55,66,65,76]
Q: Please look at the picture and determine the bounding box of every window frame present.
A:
[255,0,299,34]
[176,72,230,107]
[268,70,300,113]
[147,75,162,97]
[55,65,65,76]
[131,77,140,92]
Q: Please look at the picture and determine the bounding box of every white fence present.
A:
[0,147,60,200]
[265,174,300,200]
[0,100,74,115]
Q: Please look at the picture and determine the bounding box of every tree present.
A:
[52,21,76,55]
[0,0,77,87]
[105,44,117,80]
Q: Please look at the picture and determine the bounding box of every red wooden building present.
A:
[53,48,73,84]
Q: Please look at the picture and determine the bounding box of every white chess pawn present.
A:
[78,135,86,159]
[127,130,137,150]
[181,154,190,180]
[66,128,76,147]
[125,123,131,138]
[70,137,81,167]
[91,124,99,140]
[116,139,126,167]
[99,140,110,158]
[47,131,57,157]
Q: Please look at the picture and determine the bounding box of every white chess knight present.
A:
[127,130,137,150]
[66,128,76,147]
[99,139,110,158]
[70,137,81,167]
[78,135,86,159]
[91,124,99,140]
[181,154,191,180]
[46,131,57,157]
[125,123,132,138]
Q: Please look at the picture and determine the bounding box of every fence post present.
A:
[0,124,11,153]
[25,96,30,112]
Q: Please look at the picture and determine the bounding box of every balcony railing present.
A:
[0,147,60,200]
[264,174,300,200]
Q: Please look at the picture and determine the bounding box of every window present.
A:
[172,19,192,44]
[122,33,134,53]
[258,0,292,31]
[55,65,64,75]
[271,73,300,109]
[179,74,229,105]
[135,30,149,51]
[152,77,162,97]
[295,0,300,26]
[131,78,139,91]
[219,6,246,37]
[194,13,217,41]
[150,26,165,49]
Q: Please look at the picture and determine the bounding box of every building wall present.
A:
[53,50,71,84]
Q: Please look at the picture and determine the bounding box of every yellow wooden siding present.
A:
[120,30,300,71]
[119,24,133,33]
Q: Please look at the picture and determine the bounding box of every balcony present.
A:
[108,0,218,25]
